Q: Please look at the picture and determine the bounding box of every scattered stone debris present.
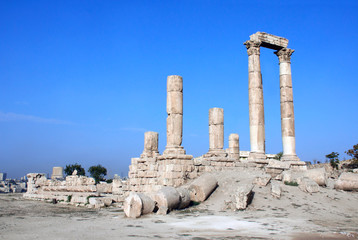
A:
[271,181,281,199]
[298,177,319,194]
[334,172,358,191]
[235,184,254,210]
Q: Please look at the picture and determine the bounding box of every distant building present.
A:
[0,173,7,181]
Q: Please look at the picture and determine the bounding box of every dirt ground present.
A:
[1,170,358,239]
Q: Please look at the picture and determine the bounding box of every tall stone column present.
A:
[274,48,300,161]
[208,108,225,154]
[163,75,186,155]
[141,131,159,158]
[244,40,266,161]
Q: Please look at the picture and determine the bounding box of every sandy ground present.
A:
[1,170,358,240]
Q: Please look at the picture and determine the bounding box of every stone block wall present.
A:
[24,173,125,208]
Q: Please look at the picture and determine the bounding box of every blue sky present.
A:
[1,1,357,179]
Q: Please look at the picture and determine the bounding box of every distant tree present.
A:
[345,144,358,168]
[88,165,107,184]
[325,152,339,170]
[274,152,283,161]
[64,163,85,176]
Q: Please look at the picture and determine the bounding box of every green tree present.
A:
[88,165,107,184]
[325,152,339,170]
[274,152,283,161]
[64,163,85,176]
[345,144,358,168]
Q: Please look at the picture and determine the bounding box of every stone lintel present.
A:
[250,32,288,50]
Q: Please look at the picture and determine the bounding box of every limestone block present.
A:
[89,197,112,209]
[176,187,191,209]
[266,168,284,178]
[280,86,293,103]
[153,187,181,213]
[334,172,358,191]
[235,184,254,210]
[167,91,183,114]
[167,75,183,92]
[188,171,198,179]
[248,54,261,72]
[253,174,271,186]
[248,72,263,88]
[96,182,112,193]
[249,88,264,104]
[249,32,288,49]
[305,168,327,186]
[209,108,224,125]
[189,174,218,202]
[298,177,319,193]
[267,159,291,170]
[282,170,303,183]
[228,134,240,153]
[280,102,294,119]
[280,74,293,88]
[51,167,64,179]
[271,181,281,199]
[71,195,88,204]
[142,131,159,157]
[249,103,265,125]
[166,114,183,147]
[209,124,224,150]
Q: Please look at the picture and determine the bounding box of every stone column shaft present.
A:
[275,48,299,161]
[141,131,159,158]
[228,133,240,160]
[163,75,185,155]
[208,108,224,151]
[244,40,266,160]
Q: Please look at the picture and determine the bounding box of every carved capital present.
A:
[244,40,261,56]
[275,48,294,63]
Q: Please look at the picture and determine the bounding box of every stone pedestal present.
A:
[244,40,266,161]
[141,131,159,158]
[163,75,186,155]
[228,133,240,160]
[274,48,300,162]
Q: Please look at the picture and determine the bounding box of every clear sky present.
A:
[1,0,357,179]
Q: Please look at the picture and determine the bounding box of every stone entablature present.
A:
[249,32,288,50]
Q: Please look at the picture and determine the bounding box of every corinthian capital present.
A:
[244,40,261,56]
[274,48,295,63]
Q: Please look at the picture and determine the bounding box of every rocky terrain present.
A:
[1,167,357,240]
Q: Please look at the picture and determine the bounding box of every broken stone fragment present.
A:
[235,184,254,210]
[271,181,281,199]
[304,168,327,186]
[176,187,191,209]
[123,192,155,218]
[334,172,358,191]
[189,174,218,202]
[153,186,181,214]
[298,177,319,193]
[253,174,271,186]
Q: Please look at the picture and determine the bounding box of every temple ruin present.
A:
[24,32,309,207]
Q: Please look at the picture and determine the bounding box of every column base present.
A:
[281,154,300,162]
[163,146,186,155]
[204,149,228,158]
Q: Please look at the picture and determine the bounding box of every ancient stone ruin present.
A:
[23,32,358,214]
[127,32,308,193]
